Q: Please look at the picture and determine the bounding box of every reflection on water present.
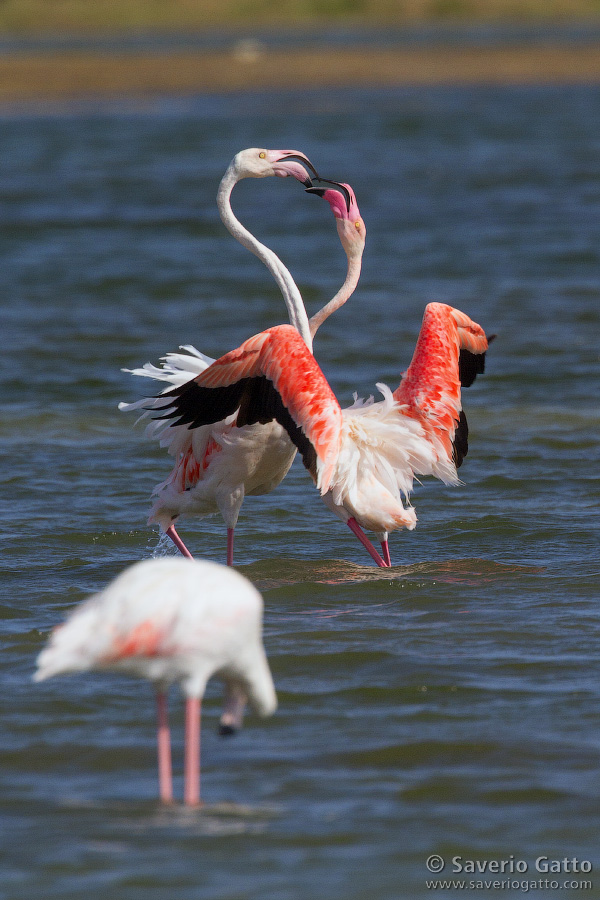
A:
[58,799,283,835]
[244,556,544,590]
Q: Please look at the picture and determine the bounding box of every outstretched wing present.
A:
[393,302,491,467]
[153,324,343,494]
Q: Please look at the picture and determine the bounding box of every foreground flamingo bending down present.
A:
[154,300,492,567]
[34,557,276,806]
[120,170,374,564]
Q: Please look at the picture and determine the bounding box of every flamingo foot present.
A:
[381,540,392,568]
[347,518,389,568]
[165,524,194,559]
[156,691,173,804]
[226,528,235,567]
[184,697,202,807]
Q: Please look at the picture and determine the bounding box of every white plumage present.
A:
[324,380,460,536]
[35,557,276,806]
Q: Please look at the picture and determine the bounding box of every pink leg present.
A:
[165,524,194,559]
[183,697,202,807]
[381,540,392,568]
[156,691,173,804]
[347,518,389,568]
[226,528,235,567]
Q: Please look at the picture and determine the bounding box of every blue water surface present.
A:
[0,83,599,899]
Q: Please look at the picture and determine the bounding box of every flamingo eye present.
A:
[259,152,266,159]
[355,221,361,229]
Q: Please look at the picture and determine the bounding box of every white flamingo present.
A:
[119,159,376,564]
[34,557,276,807]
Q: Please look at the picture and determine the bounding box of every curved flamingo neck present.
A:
[309,243,363,338]
[217,166,313,351]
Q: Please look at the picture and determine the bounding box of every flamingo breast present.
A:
[148,419,296,528]
[326,383,457,536]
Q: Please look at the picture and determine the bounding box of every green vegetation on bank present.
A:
[1,0,600,32]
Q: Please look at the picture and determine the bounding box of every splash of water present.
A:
[151,530,178,559]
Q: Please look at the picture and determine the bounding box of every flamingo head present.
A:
[231,148,319,186]
[217,634,277,736]
[218,682,247,736]
[306,180,366,258]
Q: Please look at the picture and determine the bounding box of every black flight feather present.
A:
[458,333,496,387]
[452,409,469,468]
[152,376,318,480]
[453,333,495,465]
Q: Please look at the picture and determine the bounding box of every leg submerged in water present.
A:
[381,539,391,568]
[347,518,389,568]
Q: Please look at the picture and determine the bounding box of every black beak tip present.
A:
[305,186,326,197]
[218,723,238,737]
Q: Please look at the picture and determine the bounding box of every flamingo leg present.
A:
[226,528,235,567]
[165,524,194,559]
[381,540,392,568]
[156,691,173,804]
[347,518,389,568]
[183,697,202,807]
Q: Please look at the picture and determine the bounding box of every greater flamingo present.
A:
[154,300,492,567]
[120,167,373,564]
[34,557,276,807]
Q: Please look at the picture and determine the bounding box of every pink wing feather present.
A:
[393,302,490,463]
[157,325,343,494]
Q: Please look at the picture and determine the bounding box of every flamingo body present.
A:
[35,557,275,709]
[121,347,297,530]
[162,326,343,491]
[35,557,276,805]
[156,302,491,555]
[120,173,367,564]
[149,418,297,532]
[394,302,489,469]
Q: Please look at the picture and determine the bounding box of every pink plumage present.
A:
[395,303,490,465]
[122,170,491,568]
[159,301,491,567]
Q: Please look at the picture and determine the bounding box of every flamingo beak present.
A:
[218,722,237,737]
[218,683,247,737]
[305,179,352,213]
[305,180,355,223]
[270,151,320,187]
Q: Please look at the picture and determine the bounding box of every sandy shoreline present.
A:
[3,43,600,104]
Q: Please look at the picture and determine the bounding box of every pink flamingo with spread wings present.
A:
[120,161,375,564]
[35,557,276,807]
[155,291,492,567]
